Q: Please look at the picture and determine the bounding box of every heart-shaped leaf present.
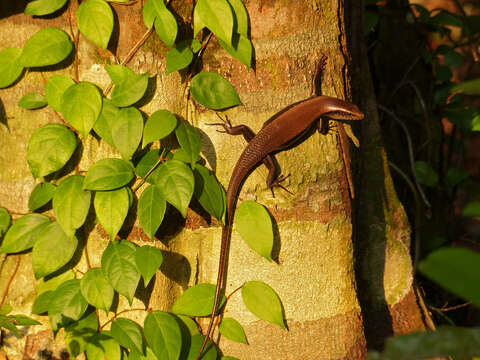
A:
[193,165,225,221]
[166,42,193,74]
[175,121,201,165]
[53,175,91,237]
[62,81,103,138]
[27,124,77,178]
[28,182,56,211]
[94,187,130,240]
[85,332,122,360]
[241,281,285,329]
[138,185,166,240]
[93,98,120,147]
[101,240,140,304]
[84,158,134,190]
[135,245,163,284]
[111,318,144,355]
[190,72,241,110]
[193,0,233,45]
[235,200,273,261]
[0,214,50,254]
[171,283,225,317]
[142,109,177,148]
[0,207,11,238]
[76,0,114,50]
[20,27,73,67]
[150,160,194,217]
[218,317,247,344]
[144,311,182,360]
[24,0,68,16]
[18,92,47,109]
[112,107,144,160]
[80,267,115,312]
[32,221,78,279]
[48,279,88,331]
[44,74,75,112]
[0,48,24,88]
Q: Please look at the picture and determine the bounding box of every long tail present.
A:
[196,223,230,359]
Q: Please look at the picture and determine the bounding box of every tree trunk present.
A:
[0,1,427,359]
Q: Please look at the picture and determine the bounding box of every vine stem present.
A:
[100,307,147,330]
[103,27,154,97]
[131,149,167,193]
[0,256,21,308]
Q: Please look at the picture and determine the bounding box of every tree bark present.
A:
[0,1,427,359]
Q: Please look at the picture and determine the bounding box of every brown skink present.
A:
[196,95,364,359]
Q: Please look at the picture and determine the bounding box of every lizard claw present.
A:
[269,174,293,197]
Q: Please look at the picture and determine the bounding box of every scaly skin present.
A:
[196,95,364,359]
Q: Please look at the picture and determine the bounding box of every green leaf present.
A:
[228,0,248,36]
[142,0,156,28]
[93,98,120,147]
[86,332,122,360]
[219,34,252,68]
[241,281,285,328]
[32,221,78,279]
[112,107,144,160]
[150,160,194,217]
[32,291,54,314]
[235,201,273,261]
[62,81,103,138]
[186,334,217,360]
[0,214,50,254]
[171,283,225,317]
[452,77,480,95]
[27,123,77,178]
[0,304,12,315]
[191,39,201,53]
[8,314,41,326]
[0,207,11,238]
[175,121,201,165]
[64,310,99,356]
[419,247,480,306]
[138,185,166,240]
[135,245,163,284]
[84,158,134,190]
[430,10,463,27]
[94,187,130,240]
[109,68,149,108]
[142,109,177,148]
[190,72,241,110]
[154,0,177,47]
[193,165,225,221]
[105,64,134,83]
[18,92,47,110]
[25,0,68,16]
[144,311,182,360]
[111,318,144,355]
[28,182,56,211]
[445,167,469,187]
[166,42,193,74]
[414,161,438,187]
[76,0,114,50]
[176,315,200,336]
[377,326,480,359]
[53,175,91,237]
[48,279,88,331]
[80,267,114,312]
[45,74,75,112]
[20,27,73,67]
[0,316,21,337]
[0,48,24,88]
[37,269,75,294]
[194,0,233,45]
[219,317,247,344]
[101,240,140,304]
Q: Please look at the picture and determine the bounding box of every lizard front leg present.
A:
[208,115,291,194]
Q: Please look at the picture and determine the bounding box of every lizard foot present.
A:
[270,174,293,197]
[206,113,233,133]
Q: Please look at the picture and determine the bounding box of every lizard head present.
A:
[322,97,365,121]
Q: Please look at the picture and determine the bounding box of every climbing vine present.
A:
[0,1,284,359]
